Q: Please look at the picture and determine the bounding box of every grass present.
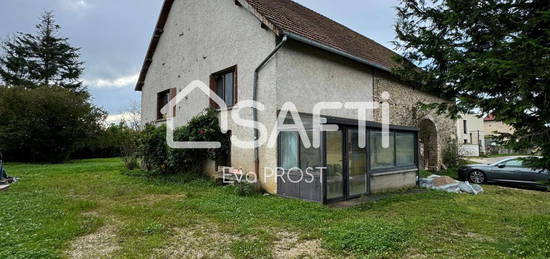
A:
[1,158,550,258]
[322,220,410,256]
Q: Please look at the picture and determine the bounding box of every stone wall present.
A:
[373,73,456,170]
[459,144,480,157]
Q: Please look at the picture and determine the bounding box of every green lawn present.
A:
[1,158,550,258]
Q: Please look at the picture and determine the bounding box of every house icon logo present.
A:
[164,80,230,149]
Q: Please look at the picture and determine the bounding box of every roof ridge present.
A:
[243,0,400,69]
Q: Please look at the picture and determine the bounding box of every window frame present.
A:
[367,129,418,173]
[156,90,169,120]
[276,115,323,171]
[210,65,238,108]
[277,128,418,173]
[156,88,176,121]
[395,131,417,168]
[368,131,396,170]
[277,131,324,171]
[278,131,301,170]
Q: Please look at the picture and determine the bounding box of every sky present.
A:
[0,0,400,120]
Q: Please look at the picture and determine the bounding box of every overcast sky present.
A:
[0,0,399,117]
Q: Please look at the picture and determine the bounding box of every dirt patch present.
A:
[66,225,121,259]
[81,211,100,217]
[450,231,495,242]
[129,193,187,206]
[273,231,331,259]
[155,223,237,258]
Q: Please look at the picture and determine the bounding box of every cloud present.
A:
[61,0,90,10]
[105,112,141,125]
[84,73,139,88]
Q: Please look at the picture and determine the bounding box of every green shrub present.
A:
[443,138,463,168]
[233,182,259,197]
[322,220,410,256]
[0,86,105,162]
[73,123,141,160]
[139,109,230,174]
[123,155,139,170]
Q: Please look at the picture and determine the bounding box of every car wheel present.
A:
[469,170,486,184]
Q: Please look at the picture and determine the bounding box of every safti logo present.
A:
[163,80,392,150]
[164,80,230,149]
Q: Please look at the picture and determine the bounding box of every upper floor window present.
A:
[463,120,467,134]
[157,88,176,120]
[157,90,169,120]
[210,66,237,108]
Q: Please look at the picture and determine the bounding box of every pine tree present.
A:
[394,0,550,170]
[0,11,84,90]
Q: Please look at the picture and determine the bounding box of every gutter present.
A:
[282,31,392,73]
[253,35,288,179]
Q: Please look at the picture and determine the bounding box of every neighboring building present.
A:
[484,114,517,155]
[136,0,455,203]
[456,113,485,157]
[484,114,515,135]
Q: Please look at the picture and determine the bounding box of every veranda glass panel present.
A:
[369,131,395,169]
[326,131,344,200]
[300,131,322,169]
[280,132,299,169]
[396,132,415,167]
[348,129,367,196]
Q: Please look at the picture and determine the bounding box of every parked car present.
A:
[458,157,549,188]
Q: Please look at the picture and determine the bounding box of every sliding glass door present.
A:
[325,127,368,201]
[347,128,368,196]
[326,131,344,200]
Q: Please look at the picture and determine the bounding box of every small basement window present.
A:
[211,66,237,108]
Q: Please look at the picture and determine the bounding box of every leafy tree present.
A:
[72,123,140,159]
[0,86,105,162]
[394,0,550,169]
[0,11,84,90]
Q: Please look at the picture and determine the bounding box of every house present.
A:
[484,114,515,136]
[484,114,517,155]
[456,113,485,157]
[135,0,455,203]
